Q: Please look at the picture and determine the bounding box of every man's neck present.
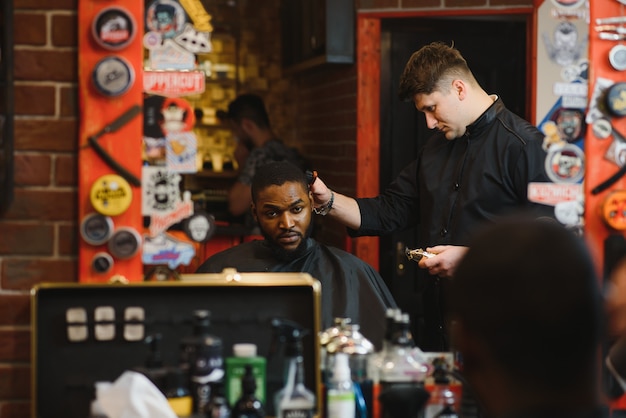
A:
[252,129,275,148]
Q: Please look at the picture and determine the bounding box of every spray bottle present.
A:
[270,318,316,418]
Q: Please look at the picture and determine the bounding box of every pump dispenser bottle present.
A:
[326,352,355,418]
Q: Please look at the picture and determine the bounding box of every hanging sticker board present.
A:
[532,0,588,238]
[585,0,626,279]
[78,2,144,283]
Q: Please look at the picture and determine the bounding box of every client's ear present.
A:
[250,202,257,222]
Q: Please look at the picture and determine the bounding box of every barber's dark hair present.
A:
[449,217,604,391]
[227,93,271,128]
[398,41,474,101]
[251,161,308,203]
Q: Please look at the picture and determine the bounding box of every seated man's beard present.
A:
[263,221,314,262]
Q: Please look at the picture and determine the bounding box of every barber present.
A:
[310,41,554,351]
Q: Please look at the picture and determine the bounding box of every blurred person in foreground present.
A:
[603,255,626,400]
[196,160,397,347]
[448,217,606,418]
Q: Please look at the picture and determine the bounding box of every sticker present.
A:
[606,82,626,117]
[550,0,586,9]
[108,227,142,259]
[80,213,114,245]
[551,108,585,143]
[174,23,212,54]
[604,136,626,167]
[149,192,194,237]
[146,0,187,40]
[527,182,583,206]
[143,31,163,50]
[178,0,213,32]
[161,97,195,134]
[545,144,585,183]
[92,56,135,97]
[141,166,182,216]
[166,131,197,173]
[554,199,584,227]
[560,60,588,84]
[183,210,215,242]
[592,118,612,139]
[90,174,133,216]
[541,121,566,151]
[142,232,196,269]
[143,136,167,166]
[92,6,136,51]
[542,21,586,67]
[601,190,626,231]
[91,252,114,274]
[148,39,196,70]
[144,70,205,97]
[586,77,613,125]
[610,45,626,71]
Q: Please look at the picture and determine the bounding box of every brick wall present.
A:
[0,0,533,414]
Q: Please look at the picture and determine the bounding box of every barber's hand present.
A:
[309,175,333,207]
[607,259,626,338]
[418,245,469,279]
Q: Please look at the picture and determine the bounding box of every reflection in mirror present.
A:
[0,0,14,214]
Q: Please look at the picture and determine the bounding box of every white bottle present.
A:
[327,353,356,418]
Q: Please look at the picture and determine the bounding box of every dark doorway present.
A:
[378,16,528,348]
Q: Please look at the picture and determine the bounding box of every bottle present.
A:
[377,312,431,418]
[225,343,267,408]
[205,381,232,418]
[231,364,265,418]
[179,309,224,414]
[323,319,374,418]
[368,309,400,418]
[271,318,316,418]
[132,333,169,394]
[164,366,193,417]
[326,352,356,418]
[424,359,459,418]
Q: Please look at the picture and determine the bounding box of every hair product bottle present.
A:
[231,364,265,418]
[225,343,267,408]
[326,352,355,418]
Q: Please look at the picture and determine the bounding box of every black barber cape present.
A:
[196,237,397,348]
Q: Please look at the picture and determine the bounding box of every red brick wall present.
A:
[0,0,533,413]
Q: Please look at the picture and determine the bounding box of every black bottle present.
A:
[231,364,265,418]
[205,381,231,418]
[180,309,224,414]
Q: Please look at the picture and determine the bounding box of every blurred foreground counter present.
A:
[31,272,322,418]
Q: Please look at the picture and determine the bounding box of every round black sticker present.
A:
[108,227,142,259]
[92,252,114,274]
[92,56,135,97]
[92,6,136,51]
[80,213,114,245]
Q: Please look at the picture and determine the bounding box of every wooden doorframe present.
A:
[354,9,536,269]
